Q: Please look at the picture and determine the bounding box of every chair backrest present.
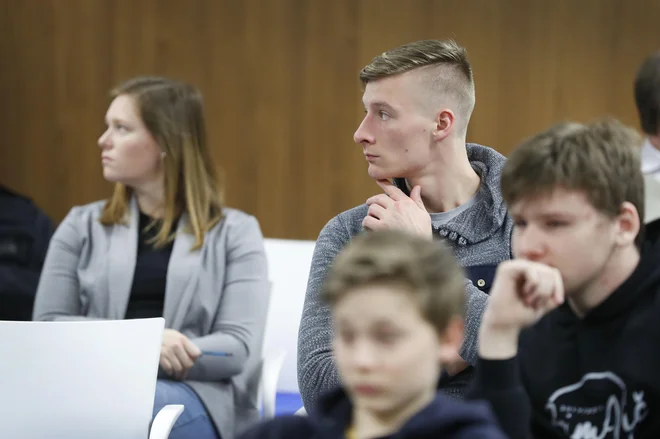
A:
[262,238,316,393]
[0,318,164,439]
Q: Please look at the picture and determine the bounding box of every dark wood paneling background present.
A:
[1,0,659,239]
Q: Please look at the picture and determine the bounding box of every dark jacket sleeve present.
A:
[467,357,533,439]
[0,198,54,298]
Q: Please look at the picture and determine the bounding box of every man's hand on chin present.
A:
[362,179,432,240]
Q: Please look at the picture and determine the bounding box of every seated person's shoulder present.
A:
[44,201,108,241]
[420,394,506,437]
[0,185,29,202]
[219,207,258,226]
[322,204,369,236]
[208,207,265,248]
[62,200,107,225]
[466,142,507,170]
[238,414,313,439]
[213,207,263,238]
[0,186,46,222]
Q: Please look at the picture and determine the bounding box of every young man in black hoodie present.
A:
[241,230,506,439]
[470,118,659,438]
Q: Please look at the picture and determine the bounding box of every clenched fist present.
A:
[479,260,565,359]
[486,260,565,330]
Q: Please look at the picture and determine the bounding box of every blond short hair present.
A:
[359,39,475,137]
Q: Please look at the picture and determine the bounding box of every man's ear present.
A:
[437,316,464,365]
[431,109,455,143]
[615,201,641,247]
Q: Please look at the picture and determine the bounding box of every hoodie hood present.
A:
[550,227,660,325]
[306,387,501,439]
[393,143,509,246]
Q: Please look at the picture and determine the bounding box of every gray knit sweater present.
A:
[296,143,513,409]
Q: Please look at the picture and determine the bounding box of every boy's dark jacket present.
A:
[239,387,507,439]
[469,219,660,438]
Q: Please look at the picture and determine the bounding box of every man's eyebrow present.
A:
[365,101,397,112]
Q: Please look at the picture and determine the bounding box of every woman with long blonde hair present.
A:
[33,77,270,439]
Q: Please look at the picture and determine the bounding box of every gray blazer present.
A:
[33,199,270,439]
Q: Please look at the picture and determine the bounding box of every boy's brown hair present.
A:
[501,118,644,246]
[322,230,465,334]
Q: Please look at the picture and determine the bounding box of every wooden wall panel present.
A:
[1,0,659,240]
